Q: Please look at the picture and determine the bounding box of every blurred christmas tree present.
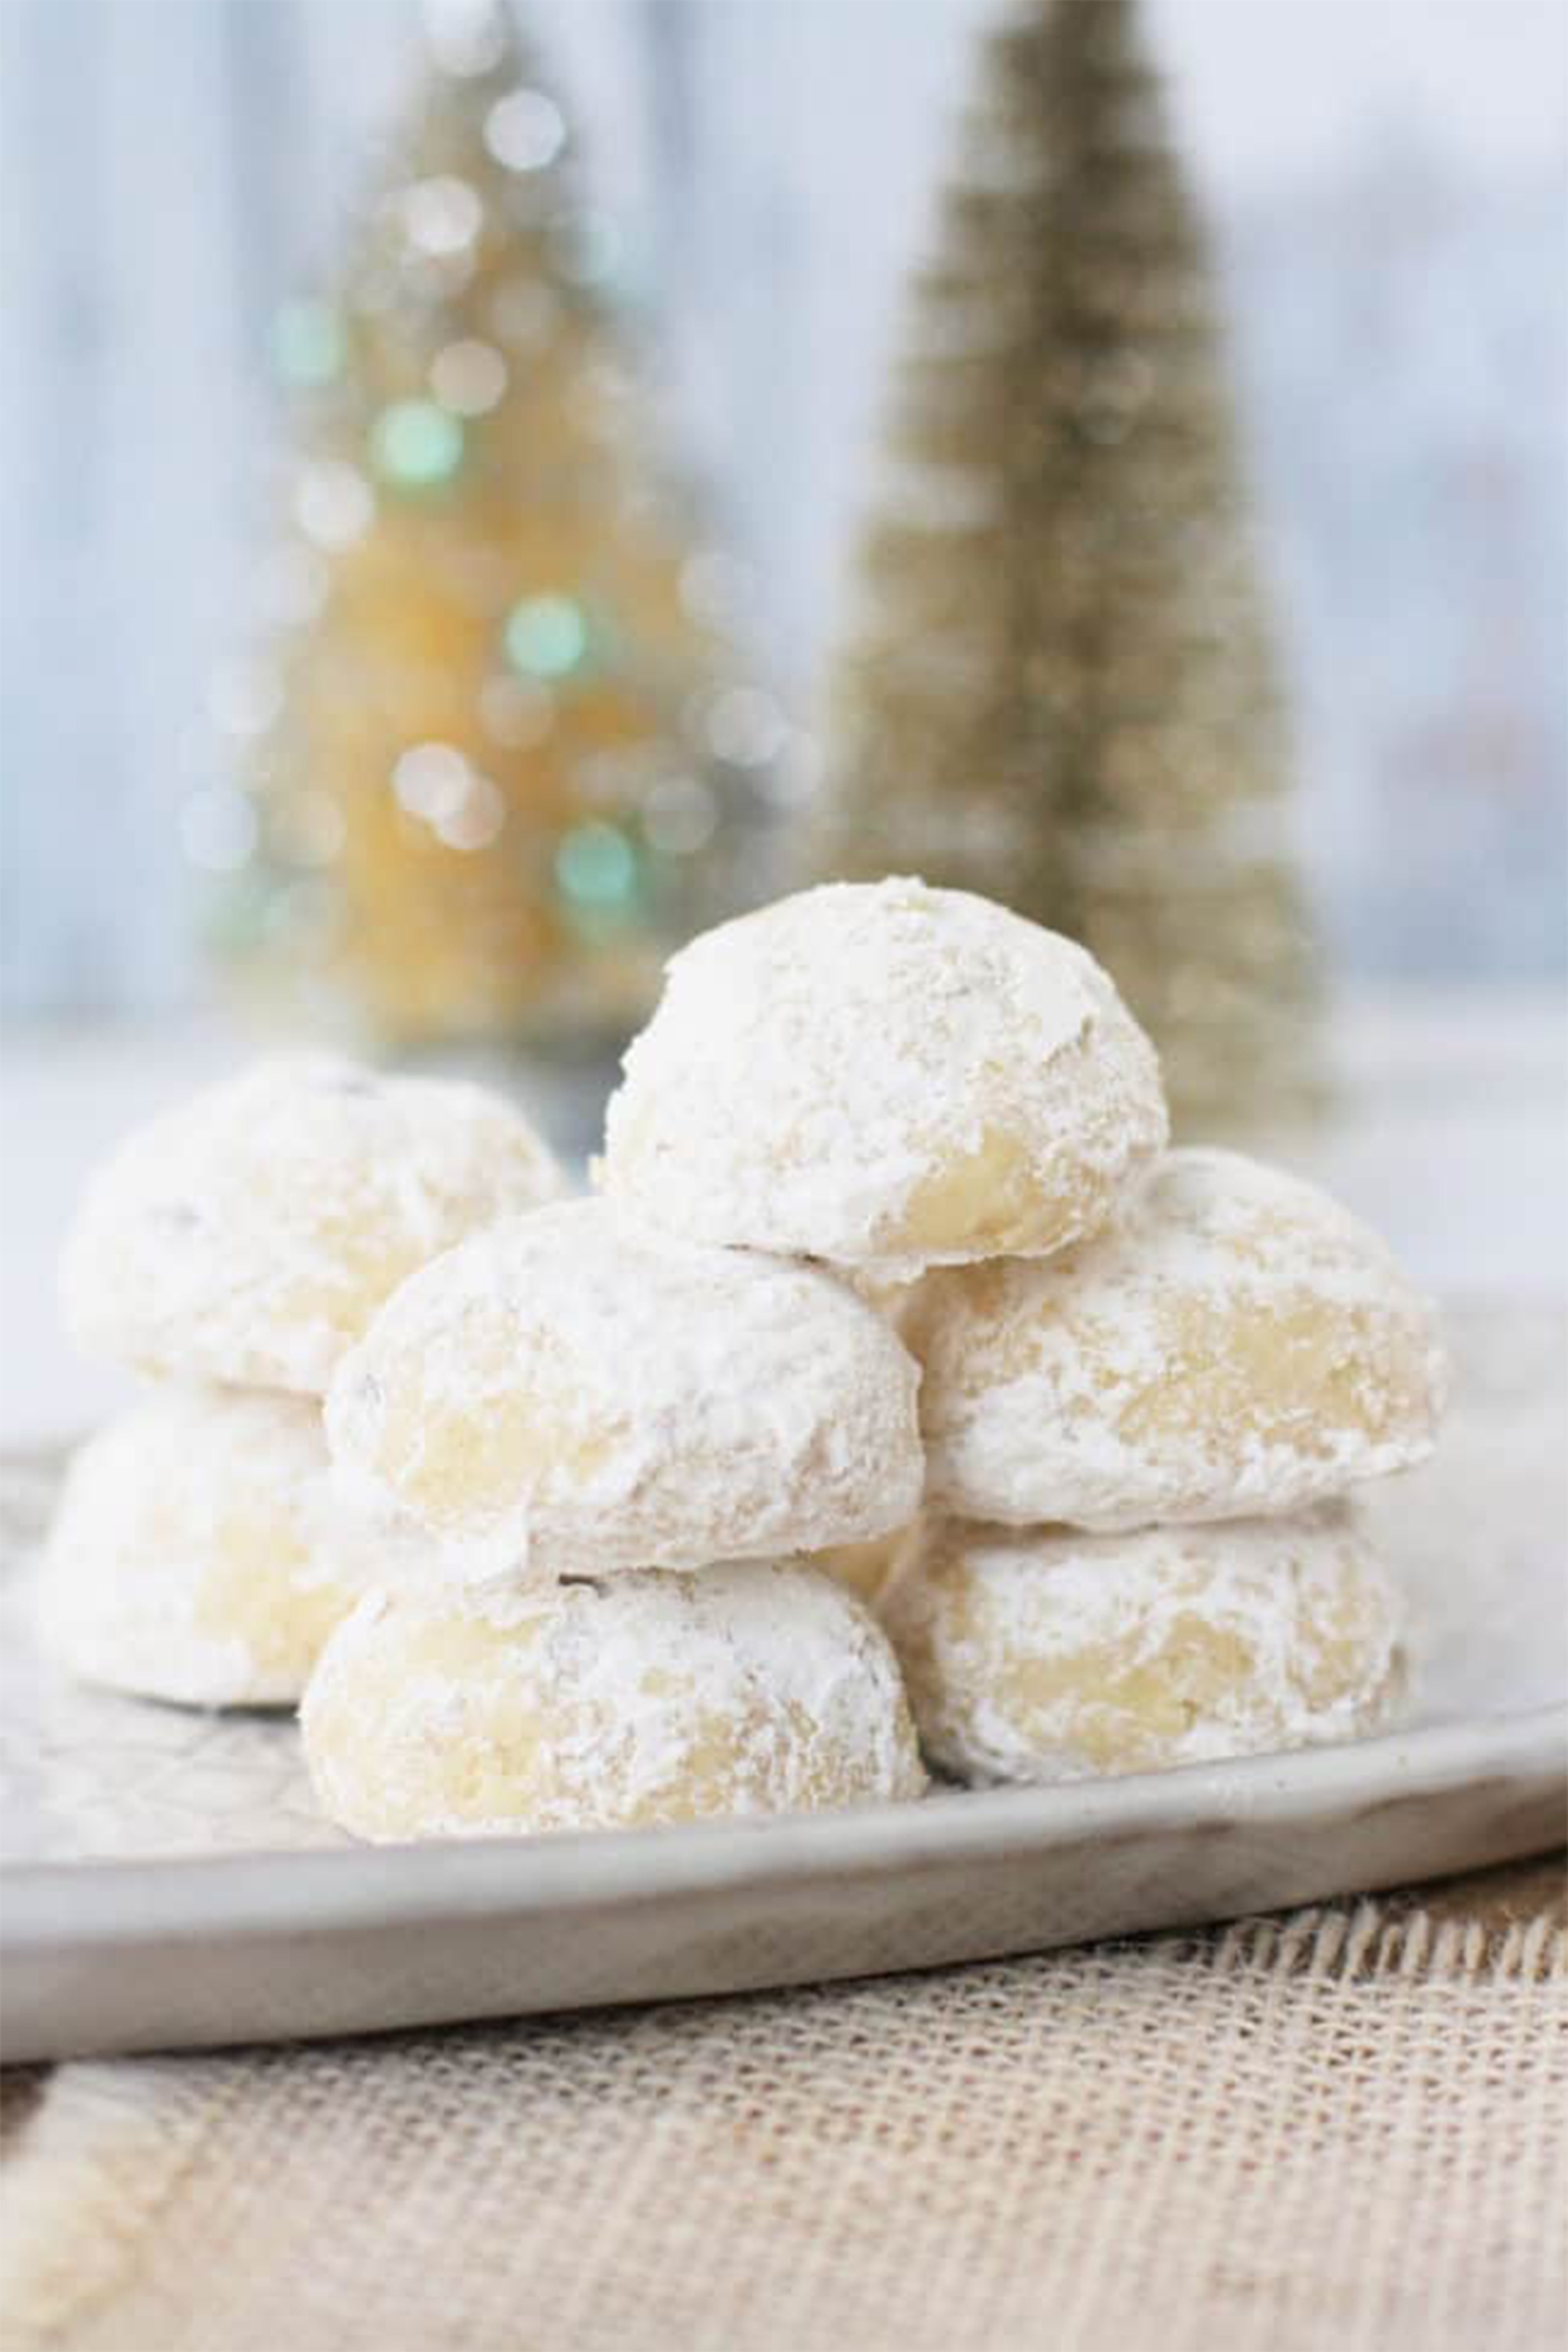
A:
[810,0,1321,1129]
[203,0,778,1051]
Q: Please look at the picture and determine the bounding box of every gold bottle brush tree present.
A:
[809,0,1322,1131]
[201,0,779,1052]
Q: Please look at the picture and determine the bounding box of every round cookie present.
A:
[42,1385,421,1706]
[599,877,1167,1272]
[62,1055,564,1395]
[808,1523,922,1612]
[302,1562,927,1840]
[326,1198,924,1578]
[909,1147,1446,1530]
[883,1508,1404,1784]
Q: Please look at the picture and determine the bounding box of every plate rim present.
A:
[6,1701,1563,1952]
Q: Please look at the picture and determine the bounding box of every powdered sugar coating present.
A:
[301,1562,927,1840]
[600,878,1167,1273]
[326,1198,925,1580]
[41,1386,427,1707]
[909,1147,1447,1530]
[884,1507,1404,1784]
[62,1055,565,1396]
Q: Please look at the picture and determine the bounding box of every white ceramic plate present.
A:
[3,1305,1563,2061]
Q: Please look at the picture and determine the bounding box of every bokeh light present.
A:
[643,775,719,856]
[271,299,346,389]
[700,684,788,766]
[293,462,374,550]
[392,742,471,822]
[505,594,589,678]
[371,400,465,488]
[555,820,638,911]
[430,339,508,416]
[400,175,485,256]
[484,89,567,173]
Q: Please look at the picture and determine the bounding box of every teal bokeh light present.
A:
[554,820,637,913]
[505,594,590,679]
[370,399,465,489]
[272,299,346,389]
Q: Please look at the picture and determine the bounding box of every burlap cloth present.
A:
[0,1852,1562,2352]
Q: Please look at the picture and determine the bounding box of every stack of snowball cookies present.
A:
[45,880,1447,1843]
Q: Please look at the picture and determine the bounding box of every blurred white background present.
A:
[1,0,1564,1443]
[2,0,1564,1009]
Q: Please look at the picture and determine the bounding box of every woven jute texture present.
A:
[2,1858,1564,2352]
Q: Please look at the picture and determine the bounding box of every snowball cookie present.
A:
[326,1198,924,1578]
[61,1054,564,1395]
[302,1562,927,1840]
[600,877,1167,1272]
[883,1508,1404,1784]
[909,1147,1446,1531]
[808,1523,922,1612]
[41,1385,422,1706]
